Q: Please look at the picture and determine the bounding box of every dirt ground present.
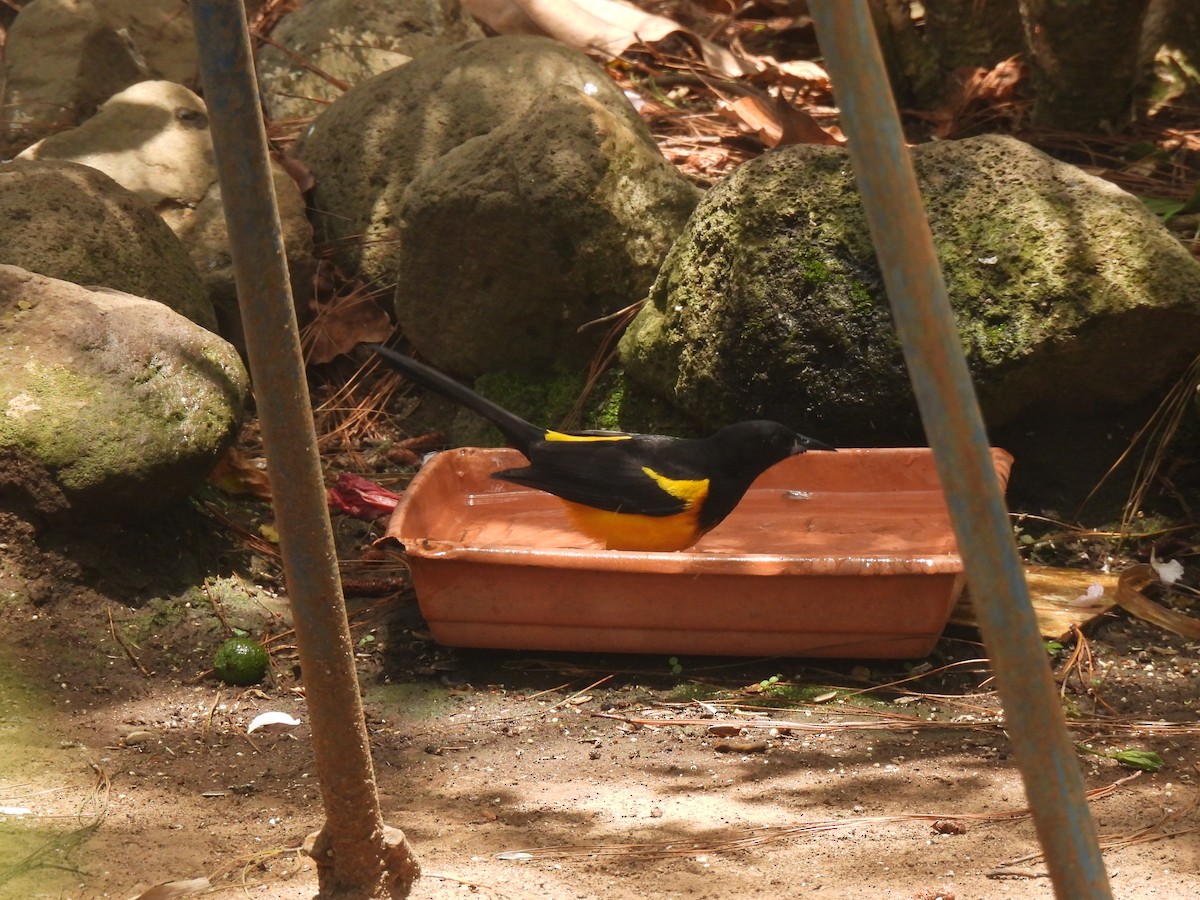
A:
[1,505,1199,900]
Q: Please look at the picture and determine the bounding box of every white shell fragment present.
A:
[247,711,301,734]
[1151,552,1185,586]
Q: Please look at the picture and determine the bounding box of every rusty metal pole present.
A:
[806,4,1111,897]
[190,3,419,896]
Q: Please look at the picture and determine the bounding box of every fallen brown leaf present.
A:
[208,447,273,501]
[303,290,394,365]
[1114,563,1200,639]
[385,430,448,466]
[271,151,315,193]
[718,92,843,148]
[463,0,755,76]
[929,56,1025,139]
[764,57,831,91]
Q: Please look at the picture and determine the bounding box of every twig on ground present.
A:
[106,605,151,677]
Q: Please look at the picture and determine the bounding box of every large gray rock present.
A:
[256,0,483,123]
[394,86,701,375]
[0,0,145,153]
[18,81,315,348]
[173,163,316,351]
[0,0,207,155]
[0,160,216,331]
[0,266,248,519]
[297,35,660,283]
[298,35,699,374]
[19,80,216,227]
[96,0,202,86]
[619,135,1200,447]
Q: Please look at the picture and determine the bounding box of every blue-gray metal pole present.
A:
[190,3,419,895]
[807,3,1111,897]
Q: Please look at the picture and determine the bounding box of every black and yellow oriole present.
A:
[368,344,834,551]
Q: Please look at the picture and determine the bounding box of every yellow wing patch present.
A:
[641,466,709,510]
[544,430,633,443]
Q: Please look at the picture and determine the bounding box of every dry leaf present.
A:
[1115,563,1200,640]
[463,0,755,77]
[385,431,447,466]
[303,292,394,365]
[208,447,273,501]
[767,58,832,89]
[932,819,968,835]
[952,565,1120,641]
[718,93,843,148]
[272,151,315,193]
[929,56,1024,139]
[714,739,768,754]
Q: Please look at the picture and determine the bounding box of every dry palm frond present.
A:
[1078,352,1200,537]
[564,300,647,428]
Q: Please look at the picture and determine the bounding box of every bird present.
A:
[367,343,834,551]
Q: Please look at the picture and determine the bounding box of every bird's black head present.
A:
[691,420,835,533]
[700,424,835,489]
[710,420,835,470]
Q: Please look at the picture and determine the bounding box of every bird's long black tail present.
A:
[366,344,542,453]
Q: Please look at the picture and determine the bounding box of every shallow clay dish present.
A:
[386,446,1013,658]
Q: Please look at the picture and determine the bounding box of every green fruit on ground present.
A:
[213,637,269,686]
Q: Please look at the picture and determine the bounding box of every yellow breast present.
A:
[561,502,704,552]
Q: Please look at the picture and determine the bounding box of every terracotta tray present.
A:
[386,446,1013,659]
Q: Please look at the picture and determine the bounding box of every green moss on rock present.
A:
[619,135,1200,444]
[0,267,247,519]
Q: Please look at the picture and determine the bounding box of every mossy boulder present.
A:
[619,135,1200,447]
[0,266,247,520]
[298,35,656,283]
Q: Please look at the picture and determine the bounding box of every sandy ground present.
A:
[1,507,1199,899]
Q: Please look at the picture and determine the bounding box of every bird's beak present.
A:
[794,434,836,453]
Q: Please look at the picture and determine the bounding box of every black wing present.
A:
[494,436,708,517]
